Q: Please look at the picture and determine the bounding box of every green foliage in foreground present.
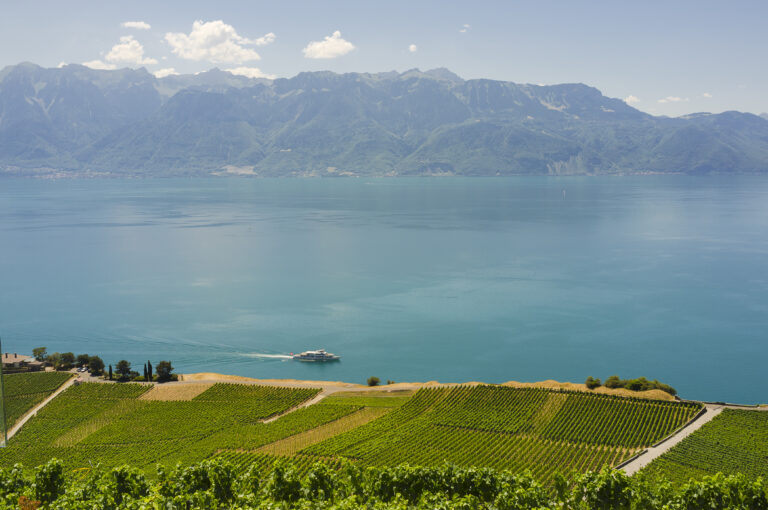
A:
[2,372,71,428]
[642,409,768,483]
[2,458,768,509]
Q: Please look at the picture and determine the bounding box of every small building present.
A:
[2,353,44,372]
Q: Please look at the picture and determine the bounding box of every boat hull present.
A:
[292,356,340,362]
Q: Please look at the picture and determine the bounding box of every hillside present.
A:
[2,371,71,429]
[2,63,768,177]
[642,409,768,483]
[2,373,768,507]
[0,379,701,485]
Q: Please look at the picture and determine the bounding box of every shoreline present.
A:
[178,372,679,401]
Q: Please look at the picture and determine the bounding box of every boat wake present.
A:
[240,353,293,360]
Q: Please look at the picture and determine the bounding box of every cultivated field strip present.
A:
[538,393,701,447]
[139,382,213,400]
[0,379,704,484]
[0,383,344,472]
[2,372,72,427]
[303,385,701,483]
[641,409,768,483]
[258,407,392,455]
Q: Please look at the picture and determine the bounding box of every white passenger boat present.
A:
[291,349,340,362]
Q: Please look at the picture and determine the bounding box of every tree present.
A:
[32,347,47,362]
[76,354,90,367]
[147,360,153,381]
[88,356,104,376]
[155,361,174,382]
[143,364,148,381]
[59,352,75,370]
[604,375,623,389]
[115,360,132,380]
[367,376,380,387]
[585,376,602,389]
[108,365,113,381]
[48,352,62,370]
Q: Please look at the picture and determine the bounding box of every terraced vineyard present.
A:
[641,409,768,483]
[0,381,703,485]
[303,385,701,482]
[0,382,326,471]
[2,371,72,428]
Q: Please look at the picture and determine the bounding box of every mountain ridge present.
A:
[1,63,767,177]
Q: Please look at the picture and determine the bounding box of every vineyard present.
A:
[641,409,768,483]
[2,371,72,428]
[0,382,328,471]
[303,385,701,483]
[0,380,706,486]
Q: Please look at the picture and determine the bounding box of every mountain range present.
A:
[2,62,768,177]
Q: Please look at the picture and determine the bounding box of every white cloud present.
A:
[57,62,67,68]
[460,24,470,33]
[702,92,713,98]
[82,60,116,70]
[106,35,158,65]
[226,67,276,79]
[409,44,418,53]
[153,67,179,78]
[302,30,355,59]
[624,95,640,106]
[253,32,276,46]
[657,96,689,103]
[122,21,151,30]
[165,20,272,64]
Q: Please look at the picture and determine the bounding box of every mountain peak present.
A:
[398,68,463,83]
[424,68,464,82]
[1,63,767,176]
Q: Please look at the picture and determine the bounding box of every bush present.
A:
[585,376,602,389]
[602,375,677,396]
[3,459,768,508]
[32,459,65,503]
[367,376,380,387]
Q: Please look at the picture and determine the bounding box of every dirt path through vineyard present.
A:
[6,375,76,440]
[619,404,723,475]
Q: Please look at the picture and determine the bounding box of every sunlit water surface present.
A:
[1,177,767,403]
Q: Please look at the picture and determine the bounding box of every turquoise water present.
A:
[1,177,767,403]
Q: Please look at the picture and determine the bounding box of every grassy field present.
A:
[2,372,72,428]
[0,380,705,485]
[640,409,768,483]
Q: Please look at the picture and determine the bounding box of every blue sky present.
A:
[1,0,766,116]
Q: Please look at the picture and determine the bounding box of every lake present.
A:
[1,176,766,403]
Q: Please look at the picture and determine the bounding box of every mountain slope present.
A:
[1,63,767,176]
